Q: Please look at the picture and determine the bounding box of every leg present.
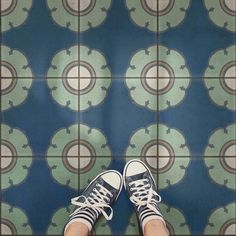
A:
[123,160,168,236]
[64,222,89,236]
[144,219,169,236]
[63,170,122,235]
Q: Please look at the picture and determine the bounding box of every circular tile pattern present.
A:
[125,124,190,189]
[47,205,112,235]
[0,0,17,16]
[79,0,96,16]
[204,0,236,32]
[47,45,111,111]
[204,45,236,110]
[79,45,111,111]
[1,140,17,174]
[1,45,33,111]
[204,202,236,234]
[158,45,190,110]
[158,0,190,32]
[79,124,111,188]
[1,203,32,234]
[80,0,112,32]
[220,219,236,235]
[47,0,78,31]
[62,0,79,16]
[1,218,17,235]
[1,0,32,32]
[204,124,236,190]
[47,45,78,110]
[158,124,190,189]
[158,0,175,16]
[46,124,79,189]
[126,45,157,110]
[126,0,157,32]
[1,124,33,190]
[46,123,111,190]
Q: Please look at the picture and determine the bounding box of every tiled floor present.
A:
[0,0,236,235]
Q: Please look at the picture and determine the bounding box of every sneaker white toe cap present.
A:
[101,171,122,190]
[125,160,147,177]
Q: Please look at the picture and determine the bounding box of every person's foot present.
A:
[123,160,165,231]
[64,170,123,233]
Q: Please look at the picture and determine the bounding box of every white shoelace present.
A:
[70,183,114,220]
[129,178,162,215]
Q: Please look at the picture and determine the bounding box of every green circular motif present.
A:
[159,203,190,234]
[1,123,33,156]
[125,124,190,189]
[80,0,112,32]
[47,204,112,235]
[126,45,157,111]
[158,45,190,111]
[1,45,33,111]
[47,44,78,110]
[204,202,236,234]
[204,45,236,111]
[158,0,190,32]
[126,123,157,157]
[1,0,32,32]
[126,0,157,32]
[1,124,33,190]
[80,45,111,111]
[1,202,33,234]
[47,45,111,111]
[204,0,236,32]
[204,124,236,190]
[157,124,190,189]
[47,0,78,31]
[126,45,190,111]
[46,123,111,190]
[46,124,79,190]
[79,123,112,189]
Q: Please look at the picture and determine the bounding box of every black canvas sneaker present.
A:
[64,170,123,233]
[123,159,165,231]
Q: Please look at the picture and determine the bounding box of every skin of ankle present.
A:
[65,222,89,236]
[144,219,169,236]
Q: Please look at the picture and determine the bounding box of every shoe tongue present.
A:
[129,171,148,182]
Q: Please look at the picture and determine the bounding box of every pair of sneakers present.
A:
[64,160,165,234]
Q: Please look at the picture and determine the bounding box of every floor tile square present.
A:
[1,79,79,156]
[80,0,157,77]
[1,0,79,77]
[158,0,235,77]
[1,157,77,235]
[159,158,236,235]
[158,78,235,157]
[80,78,157,156]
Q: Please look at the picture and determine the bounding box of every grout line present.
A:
[1,156,235,158]
[1,77,236,79]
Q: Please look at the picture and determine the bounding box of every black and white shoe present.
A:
[123,160,165,231]
[64,170,123,233]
